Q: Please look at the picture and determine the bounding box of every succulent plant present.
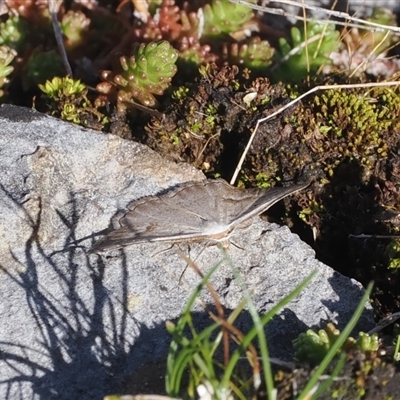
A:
[132,0,201,47]
[293,323,341,365]
[228,37,274,71]
[273,21,340,81]
[356,331,380,352]
[0,15,27,53]
[177,36,217,74]
[385,239,400,270]
[293,323,380,366]
[202,0,255,38]
[97,40,179,109]
[0,46,17,98]
[39,76,108,128]
[39,76,86,99]
[4,0,50,24]
[60,10,90,51]
[148,0,163,16]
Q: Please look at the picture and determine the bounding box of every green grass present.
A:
[163,249,373,399]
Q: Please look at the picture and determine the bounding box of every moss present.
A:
[241,81,400,200]
[144,63,289,179]
[293,86,400,176]
[209,77,400,315]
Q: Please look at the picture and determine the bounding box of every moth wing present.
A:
[91,179,309,252]
[200,180,309,227]
[228,181,310,227]
[91,182,226,252]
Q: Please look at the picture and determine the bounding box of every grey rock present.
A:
[0,105,374,399]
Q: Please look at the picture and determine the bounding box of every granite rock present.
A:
[0,105,374,399]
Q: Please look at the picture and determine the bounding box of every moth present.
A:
[91,179,310,252]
